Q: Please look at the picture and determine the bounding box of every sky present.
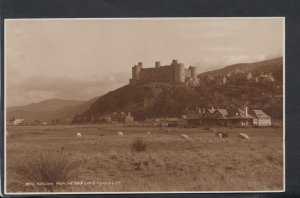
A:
[5,18,284,106]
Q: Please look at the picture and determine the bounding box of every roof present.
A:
[207,109,215,114]
[215,109,228,117]
[236,108,254,118]
[186,114,202,119]
[167,118,179,122]
[251,110,270,118]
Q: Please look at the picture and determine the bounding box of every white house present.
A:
[13,118,24,125]
[251,110,271,126]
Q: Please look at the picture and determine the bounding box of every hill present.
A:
[7,97,99,123]
[75,57,283,123]
[198,57,283,81]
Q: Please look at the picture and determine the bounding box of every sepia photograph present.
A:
[4,17,284,194]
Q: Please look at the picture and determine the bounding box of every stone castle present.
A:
[130,59,198,84]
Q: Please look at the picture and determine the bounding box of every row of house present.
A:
[201,71,276,86]
[143,106,271,128]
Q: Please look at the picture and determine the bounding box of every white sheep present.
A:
[76,132,82,137]
[118,131,124,136]
[147,131,151,135]
[181,134,189,139]
[218,133,223,140]
[238,133,249,140]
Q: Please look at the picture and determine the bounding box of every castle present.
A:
[129,59,198,84]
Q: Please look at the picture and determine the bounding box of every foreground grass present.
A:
[6,125,283,192]
[11,148,81,192]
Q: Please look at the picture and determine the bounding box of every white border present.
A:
[4,17,285,195]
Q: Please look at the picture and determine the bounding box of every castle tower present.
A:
[190,66,198,80]
[174,63,185,83]
[155,61,161,68]
[171,59,178,65]
[132,62,142,82]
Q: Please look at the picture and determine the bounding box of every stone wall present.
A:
[141,65,175,83]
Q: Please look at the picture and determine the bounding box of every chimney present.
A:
[245,105,248,117]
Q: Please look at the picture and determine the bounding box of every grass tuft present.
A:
[131,137,147,152]
[14,148,81,192]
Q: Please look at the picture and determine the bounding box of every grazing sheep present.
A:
[238,133,249,140]
[181,134,189,139]
[118,131,124,136]
[147,131,151,135]
[218,133,223,139]
[165,129,171,133]
[76,132,82,137]
[216,132,228,139]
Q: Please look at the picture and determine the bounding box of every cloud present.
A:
[6,72,130,106]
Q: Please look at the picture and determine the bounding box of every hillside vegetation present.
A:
[76,57,283,122]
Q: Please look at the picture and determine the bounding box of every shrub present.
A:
[131,138,147,152]
[14,147,81,192]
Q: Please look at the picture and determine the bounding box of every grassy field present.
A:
[5,124,283,193]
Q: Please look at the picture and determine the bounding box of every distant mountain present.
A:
[7,97,99,123]
[75,57,283,122]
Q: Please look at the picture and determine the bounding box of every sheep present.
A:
[76,132,82,137]
[181,134,189,139]
[147,131,151,135]
[216,132,228,139]
[165,128,171,133]
[118,131,124,136]
[238,133,249,140]
[218,133,223,140]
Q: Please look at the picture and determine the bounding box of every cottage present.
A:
[247,72,253,80]
[13,118,24,126]
[167,117,179,127]
[124,112,134,123]
[226,107,254,127]
[180,114,202,128]
[251,110,271,126]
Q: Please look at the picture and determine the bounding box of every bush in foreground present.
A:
[14,148,81,192]
[131,138,147,152]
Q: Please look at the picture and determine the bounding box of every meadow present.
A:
[5,124,283,193]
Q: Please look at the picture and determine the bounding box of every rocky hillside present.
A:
[74,57,283,123]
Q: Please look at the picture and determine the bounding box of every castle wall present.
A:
[185,69,192,79]
[130,60,198,84]
[141,65,175,83]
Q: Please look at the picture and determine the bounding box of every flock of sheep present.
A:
[76,127,250,141]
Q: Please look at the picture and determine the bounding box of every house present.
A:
[222,76,227,85]
[167,117,179,127]
[247,72,253,80]
[251,110,272,126]
[202,108,228,126]
[226,107,254,127]
[179,114,202,128]
[13,118,24,125]
[124,112,134,123]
